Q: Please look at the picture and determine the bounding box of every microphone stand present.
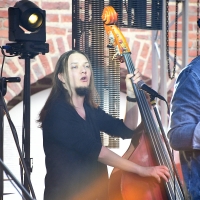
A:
[149,94,185,198]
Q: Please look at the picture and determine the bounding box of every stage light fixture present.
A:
[8,0,46,42]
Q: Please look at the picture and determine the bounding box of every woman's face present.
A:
[67,52,91,94]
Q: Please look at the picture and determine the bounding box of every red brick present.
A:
[18,75,24,89]
[0,30,8,38]
[18,58,25,69]
[7,82,21,96]
[38,54,52,75]
[189,16,199,21]
[0,2,12,8]
[120,62,126,70]
[168,23,183,32]
[67,34,72,49]
[51,56,59,70]
[46,14,59,23]
[4,90,13,102]
[146,57,153,72]
[176,49,183,57]
[188,41,193,48]
[189,32,198,39]
[168,40,183,48]
[42,2,70,10]
[119,27,127,32]
[168,4,176,12]
[6,59,19,74]
[0,0,199,105]
[47,39,55,54]
[189,23,194,31]
[135,34,150,40]
[188,57,194,63]
[167,31,174,38]
[190,0,198,3]
[61,15,72,23]
[2,70,9,78]
[0,10,8,18]
[56,37,65,54]
[3,19,8,28]
[32,63,45,80]
[189,49,199,57]
[176,32,182,39]
[46,27,66,35]
[137,59,145,71]
[141,43,150,59]
[30,71,37,84]
[131,40,140,63]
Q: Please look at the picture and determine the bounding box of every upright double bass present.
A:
[102,6,185,200]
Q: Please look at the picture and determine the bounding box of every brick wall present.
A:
[0,0,199,106]
[0,0,72,107]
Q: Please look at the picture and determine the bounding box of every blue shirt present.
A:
[168,56,200,200]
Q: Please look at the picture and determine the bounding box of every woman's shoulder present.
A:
[84,103,102,112]
[49,96,72,114]
[86,104,113,120]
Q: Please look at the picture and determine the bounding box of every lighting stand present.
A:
[0,77,35,200]
[0,77,20,199]
[0,157,34,200]
[0,93,3,200]
[1,41,48,199]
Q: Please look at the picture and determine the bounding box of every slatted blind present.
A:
[72,0,163,148]
[72,0,120,148]
[110,0,163,30]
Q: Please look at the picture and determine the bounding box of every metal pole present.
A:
[0,159,34,200]
[151,30,159,92]
[160,0,168,131]
[22,56,31,196]
[182,0,188,68]
[0,106,3,200]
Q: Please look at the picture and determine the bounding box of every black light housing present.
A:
[8,0,46,42]
[197,19,200,28]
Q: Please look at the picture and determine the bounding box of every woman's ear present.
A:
[58,73,65,83]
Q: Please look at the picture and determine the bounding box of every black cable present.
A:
[0,46,16,77]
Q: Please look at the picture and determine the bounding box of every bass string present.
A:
[101,5,184,198]
[124,53,176,169]
[124,53,168,165]
[123,53,184,199]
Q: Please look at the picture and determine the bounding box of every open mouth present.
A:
[81,76,87,81]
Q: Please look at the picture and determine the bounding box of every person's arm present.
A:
[168,66,200,151]
[193,122,200,149]
[123,69,141,130]
[98,146,170,183]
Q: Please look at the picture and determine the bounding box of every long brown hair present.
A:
[38,50,99,128]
